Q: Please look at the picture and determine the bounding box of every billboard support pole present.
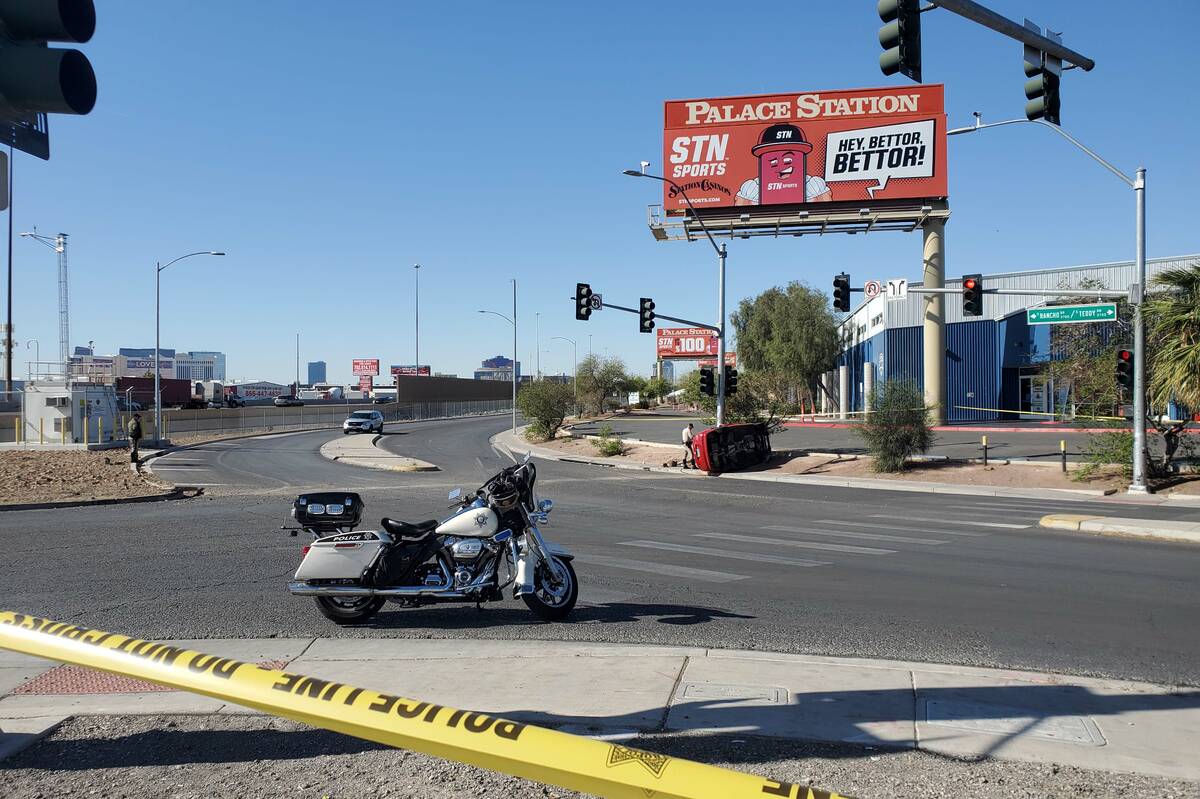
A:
[921,218,946,425]
[511,279,517,433]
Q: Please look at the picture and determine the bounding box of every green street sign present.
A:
[1026,303,1117,325]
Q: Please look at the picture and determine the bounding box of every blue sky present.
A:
[6,1,1196,385]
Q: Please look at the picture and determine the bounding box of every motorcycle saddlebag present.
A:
[373,536,442,587]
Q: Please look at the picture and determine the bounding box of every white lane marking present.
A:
[619,540,830,568]
[869,514,1029,529]
[940,503,1068,513]
[149,465,209,470]
[172,482,228,486]
[814,520,988,537]
[573,553,748,583]
[697,532,895,555]
[762,525,946,545]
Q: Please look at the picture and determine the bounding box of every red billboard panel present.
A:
[358,375,373,392]
[657,328,719,359]
[697,352,737,368]
[662,84,947,213]
[352,359,380,376]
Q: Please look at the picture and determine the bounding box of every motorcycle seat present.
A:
[380,517,439,541]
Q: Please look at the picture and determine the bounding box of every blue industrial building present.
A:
[835,254,1197,423]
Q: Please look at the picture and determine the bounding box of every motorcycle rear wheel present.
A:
[315,595,384,624]
[522,557,578,621]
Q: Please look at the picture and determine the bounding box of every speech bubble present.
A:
[823,119,936,198]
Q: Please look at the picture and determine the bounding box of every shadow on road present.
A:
[358,601,755,631]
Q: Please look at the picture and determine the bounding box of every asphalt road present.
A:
[566,412,1167,461]
[2,415,1199,686]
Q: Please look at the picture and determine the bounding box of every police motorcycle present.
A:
[284,455,578,625]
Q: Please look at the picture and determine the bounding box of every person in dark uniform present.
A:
[127,413,143,462]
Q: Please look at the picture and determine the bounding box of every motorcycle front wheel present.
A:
[522,557,578,621]
[315,595,384,624]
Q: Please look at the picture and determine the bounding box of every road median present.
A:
[320,433,438,472]
[1040,514,1200,544]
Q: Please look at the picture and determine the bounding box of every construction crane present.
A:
[20,229,69,371]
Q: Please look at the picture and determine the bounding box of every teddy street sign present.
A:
[1026,303,1117,325]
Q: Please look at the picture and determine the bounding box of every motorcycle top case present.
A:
[692,423,771,473]
[292,492,364,532]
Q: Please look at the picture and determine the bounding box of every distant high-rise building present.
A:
[188,351,226,381]
[307,360,327,385]
[652,360,675,382]
[475,355,520,381]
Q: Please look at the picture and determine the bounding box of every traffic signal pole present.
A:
[948,117,1147,493]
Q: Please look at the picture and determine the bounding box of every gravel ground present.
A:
[3,715,1197,799]
[0,450,171,505]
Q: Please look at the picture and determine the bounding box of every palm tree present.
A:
[1146,263,1200,412]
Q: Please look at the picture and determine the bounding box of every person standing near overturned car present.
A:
[127,413,143,462]
[681,422,695,469]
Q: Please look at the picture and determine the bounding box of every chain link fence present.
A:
[0,399,511,445]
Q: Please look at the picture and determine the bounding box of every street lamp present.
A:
[155,251,224,443]
[948,116,1148,493]
[478,279,518,433]
[25,339,39,379]
[623,168,729,425]
[551,336,577,415]
[413,263,421,373]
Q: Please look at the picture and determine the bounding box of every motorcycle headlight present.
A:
[326,503,344,515]
[308,503,326,515]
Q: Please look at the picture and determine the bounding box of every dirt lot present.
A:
[538,435,1200,496]
[0,449,172,506]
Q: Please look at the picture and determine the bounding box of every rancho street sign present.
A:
[1026,303,1117,325]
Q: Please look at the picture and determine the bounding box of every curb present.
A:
[497,429,1127,502]
[320,434,439,473]
[0,486,203,513]
[1040,514,1200,544]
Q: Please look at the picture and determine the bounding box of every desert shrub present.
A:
[856,380,933,472]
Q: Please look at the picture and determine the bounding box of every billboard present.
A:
[657,327,719,359]
[352,359,380,376]
[390,365,431,376]
[358,375,374,392]
[662,85,946,213]
[697,352,737,368]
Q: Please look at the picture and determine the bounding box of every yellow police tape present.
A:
[0,612,850,799]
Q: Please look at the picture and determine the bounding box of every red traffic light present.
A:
[1118,350,1132,361]
[963,278,977,290]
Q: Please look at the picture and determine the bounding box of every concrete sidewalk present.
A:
[1,637,1197,781]
[320,432,438,472]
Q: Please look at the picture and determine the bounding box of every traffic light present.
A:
[698,366,715,397]
[962,274,983,317]
[724,366,738,396]
[1116,349,1134,392]
[1024,45,1061,125]
[877,0,921,82]
[832,273,851,313]
[0,0,98,160]
[575,283,592,321]
[639,297,656,333]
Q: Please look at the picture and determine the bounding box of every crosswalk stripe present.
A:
[762,525,946,545]
[697,532,895,555]
[573,553,748,583]
[940,502,1066,513]
[814,520,988,537]
[869,514,1029,529]
[619,540,830,568]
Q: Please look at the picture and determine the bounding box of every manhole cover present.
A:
[924,698,1106,746]
[679,683,787,704]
